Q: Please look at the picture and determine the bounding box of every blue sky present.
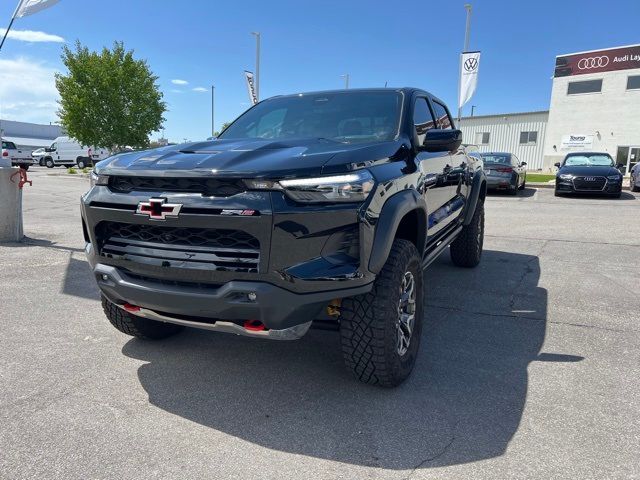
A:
[1,0,639,143]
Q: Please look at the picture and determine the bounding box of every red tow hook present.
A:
[123,303,140,313]
[244,320,266,332]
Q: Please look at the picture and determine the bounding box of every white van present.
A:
[42,136,110,169]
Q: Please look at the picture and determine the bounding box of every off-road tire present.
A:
[339,239,423,387]
[101,295,184,339]
[450,199,484,268]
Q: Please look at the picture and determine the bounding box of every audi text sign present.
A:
[554,44,640,77]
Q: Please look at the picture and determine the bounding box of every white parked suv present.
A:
[42,136,110,169]
[2,140,34,170]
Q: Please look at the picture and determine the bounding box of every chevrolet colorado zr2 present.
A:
[82,88,487,387]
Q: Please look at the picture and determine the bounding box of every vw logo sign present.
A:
[464,57,478,72]
[577,56,610,70]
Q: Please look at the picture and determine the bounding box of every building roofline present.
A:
[556,43,640,58]
[460,110,549,120]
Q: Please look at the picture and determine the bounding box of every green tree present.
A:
[56,41,166,151]
[213,121,233,137]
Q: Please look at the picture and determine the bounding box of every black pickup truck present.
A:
[82,88,487,387]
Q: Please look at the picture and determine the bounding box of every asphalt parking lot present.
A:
[1,169,639,480]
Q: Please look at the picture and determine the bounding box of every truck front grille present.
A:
[573,176,606,191]
[108,176,246,197]
[95,222,260,273]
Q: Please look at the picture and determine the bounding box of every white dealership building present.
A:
[459,44,640,174]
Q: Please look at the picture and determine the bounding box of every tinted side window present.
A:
[413,98,436,145]
[431,100,453,129]
[2,141,17,149]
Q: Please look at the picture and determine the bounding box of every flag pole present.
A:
[457,3,472,123]
[0,0,24,53]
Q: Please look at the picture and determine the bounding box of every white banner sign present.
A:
[15,0,60,18]
[244,70,258,105]
[560,134,594,150]
[459,51,481,109]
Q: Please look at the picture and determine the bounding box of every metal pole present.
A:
[471,105,476,117]
[341,74,349,89]
[211,85,215,136]
[457,3,473,122]
[251,32,260,101]
[463,3,472,51]
[0,0,23,53]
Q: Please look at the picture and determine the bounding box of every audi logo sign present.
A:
[577,56,610,70]
[554,44,640,77]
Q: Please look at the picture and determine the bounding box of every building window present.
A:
[519,131,538,145]
[627,75,640,90]
[567,79,602,95]
[475,132,490,145]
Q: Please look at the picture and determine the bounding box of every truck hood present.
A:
[96,138,404,178]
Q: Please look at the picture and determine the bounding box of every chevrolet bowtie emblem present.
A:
[136,198,182,220]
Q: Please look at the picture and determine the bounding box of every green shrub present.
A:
[68,167,77,174]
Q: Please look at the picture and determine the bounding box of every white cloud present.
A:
[0,57,60,124]
[192,87,207,92]
[0,28,64,43]
[171,79,188,85]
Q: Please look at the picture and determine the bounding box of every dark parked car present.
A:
[480,152,527,195]
[555,152,623,198]
[81,88,488,387]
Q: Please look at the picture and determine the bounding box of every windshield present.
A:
[481,154,511,165]
[563,154,614,167]
[219,91,402,144]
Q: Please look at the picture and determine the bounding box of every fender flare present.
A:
[463,171,487,225]
[368,189,427,274]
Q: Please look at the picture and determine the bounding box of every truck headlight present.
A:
[278,171,375,203]
[90,171,109,187]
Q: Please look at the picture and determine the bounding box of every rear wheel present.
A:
[76,157,87,169]
[340,239,423,387]
[101,295,184,340]
[450,199,484,268]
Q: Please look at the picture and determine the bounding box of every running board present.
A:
[422,225,463,269]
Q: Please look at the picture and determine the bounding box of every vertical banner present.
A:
[459,51,481,109]
[244,70,258,105]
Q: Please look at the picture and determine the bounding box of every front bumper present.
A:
[92,257,371,331]
[555,178,622,195]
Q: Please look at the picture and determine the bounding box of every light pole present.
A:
[341,74,350,89]
[471,105,476,117]
[457,3,473,122]
[211,85,215,136]
[251,32,261,101]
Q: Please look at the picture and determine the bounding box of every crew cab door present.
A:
[412,96,456,236]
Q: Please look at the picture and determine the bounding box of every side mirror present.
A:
[420,129,462,153]
[554,162,561,168]
[520,161,527,167]
[44,147,51,152]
